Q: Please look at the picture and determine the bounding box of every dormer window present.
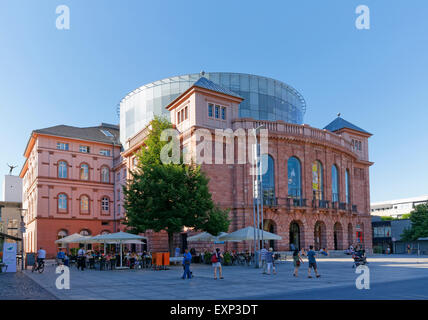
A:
[177,106,188,124]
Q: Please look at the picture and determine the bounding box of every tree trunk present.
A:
[168,232,174,254]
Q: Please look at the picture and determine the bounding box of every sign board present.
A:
[3,242,17,272]
[26,253,35,266]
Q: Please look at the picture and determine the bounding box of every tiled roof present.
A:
[34,123,121,145]
[193,77,242,99]
[324,117,370,135]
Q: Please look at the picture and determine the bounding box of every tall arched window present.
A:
[345,169,350,204]
[58,194,67,210]
[332,165,339,203]
[80,163,89,180]
[312,160,324,201]
[101,166,110,183]
[58,161,68,178]
[261,155,275,203]
[80,195,89,213]
[288,156,302,198]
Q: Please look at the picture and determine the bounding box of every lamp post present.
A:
[18,208,27,271]
[252,125,265,268]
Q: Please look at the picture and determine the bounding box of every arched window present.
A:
[80,163,89,180]
[57,229,68,248]
[345,169,350,204]
[80,229,91,236]
[101,230,110,235]
[288,156,302,198]
[101,166,110,183]
[58,194,67,210]
[101,197,110,212]
[332,165,339,203]
[80,195,89,212]
[58,161,68,178]
[312,160,324,201]
[261,155,275,202]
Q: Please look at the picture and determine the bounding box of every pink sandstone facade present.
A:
[20,77,373,258]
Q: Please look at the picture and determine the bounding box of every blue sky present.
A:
[0,0,427,202]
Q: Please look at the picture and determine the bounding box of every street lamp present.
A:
[18,208,27,271]
[252,124,265,268]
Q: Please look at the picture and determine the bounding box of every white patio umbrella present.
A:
[187,232,216,242]
[55,233,92,244]
[87,232,146,269]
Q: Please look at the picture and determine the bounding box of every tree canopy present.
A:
[401,204,428,241]
[123,116,230,252]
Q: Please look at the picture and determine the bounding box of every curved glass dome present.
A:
[119,72,306,145]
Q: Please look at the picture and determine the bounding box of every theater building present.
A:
[19,124,122,257]
[119,73,374,253]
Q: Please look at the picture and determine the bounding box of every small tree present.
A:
[401,204,428,241]
[123,117,230,253]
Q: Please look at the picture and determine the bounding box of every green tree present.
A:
[401,204,428,241]
[123,117,230,253]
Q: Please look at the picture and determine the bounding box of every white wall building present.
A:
[2,175,22,202]
[371,195,428,218]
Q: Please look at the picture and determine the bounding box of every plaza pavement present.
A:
[19,254,428,300]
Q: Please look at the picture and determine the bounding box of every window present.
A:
[208,103,214,117]
[101,197,109,211]
[57,229,68,248]
[312,160,324,200]
[58,161,68,178]
[288,157,301,198]
[80,195,89,212]
[100,149,111,156]
[79,146,90,153]
[58,194,67,210]
[100,129,113,137]
[185,106,188,120]
[261,155,275,201]
[101,167,110,183]
[215,105,220,118]
[80,164,89,180]
[221,107,226,120]
[80,229,91,236]
[345,169,350,204]
[57,142,69,151]
[332,165,339,203]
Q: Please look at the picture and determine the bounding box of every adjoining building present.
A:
[371,195,428,218]
[371,216,411,254]
[19,123,122,258]
[21,72,374,257]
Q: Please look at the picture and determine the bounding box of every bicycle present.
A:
[32,259,45,273]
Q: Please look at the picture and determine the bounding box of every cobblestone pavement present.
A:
[0,272,57,300]
[20,255,428,300]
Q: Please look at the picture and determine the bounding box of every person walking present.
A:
[265,248,276,275]
[212,248,224,279]
[307,245,320,278]
[260,245,268,274]
[292,249,304,277]
[181,248,192,279]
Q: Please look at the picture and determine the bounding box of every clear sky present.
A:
[0,0,427,202]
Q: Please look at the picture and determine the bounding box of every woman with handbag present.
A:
[212,248,224,280]
[292,249,304,277]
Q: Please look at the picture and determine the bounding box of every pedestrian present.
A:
[77,245,86,271]
[307,245,320,278]
[212,248,224,279]
[265,247,276,275]
[181,248,192,279]
[260,245,268,274]
[407,244,411,255]
[292,249,304,277]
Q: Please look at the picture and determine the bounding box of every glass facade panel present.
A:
[262,155,275,200]
[288,157,301,198]
[332,165,339,202]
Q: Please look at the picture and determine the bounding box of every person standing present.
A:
[307,245,320,278]
[77,246,86,271]
[181,249,192,279]
[265,248,276,275]
[292,249,304,277]
[212,248,224,279]
[260,245,268,274]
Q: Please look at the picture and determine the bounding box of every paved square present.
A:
[13,255,428,300]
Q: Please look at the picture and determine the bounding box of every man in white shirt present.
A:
[37,247,46,266]
[260,246,268,274]
[77,246,86,271]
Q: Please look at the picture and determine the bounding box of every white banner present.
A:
[3,242,17,272]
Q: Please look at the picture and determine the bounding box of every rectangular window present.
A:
[185,106,188,120]
[57,142,69,151]
[208,104,213,117]
[221,107,226,120]
[215,105,220,118]
[79,146,90,153]
[99,149,111,156]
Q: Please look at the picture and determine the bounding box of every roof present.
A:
[33,123,120,145]
[192,77,243,99]
[324,117,371,135]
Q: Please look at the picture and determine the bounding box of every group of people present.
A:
[181,248,224,280]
